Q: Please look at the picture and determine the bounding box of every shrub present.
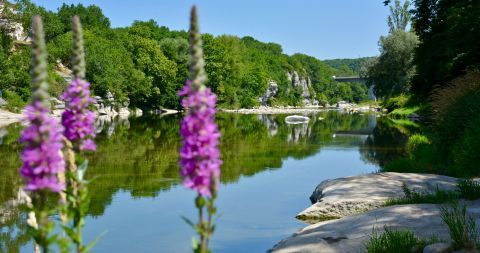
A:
[381,94,410,112]
[451,115,480,176]
[3,90,26,113]
[441,202,479,250]
[431,70,480,120]
[430,70,480,167]
[364,226,419,253]
[406,134,430,156]
[457,180,480,201]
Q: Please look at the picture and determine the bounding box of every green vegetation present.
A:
[385,184,457,206]
[0,0,372,110]
[441,203,479,250]
[369,0,480,178]
[457,180,480,201]
[410,0,480,98]
[388,106,420,117]
[323,57,375,76]
[364,1,418,99]
[385,180,480,206]
[365,30,418,98]
[364,226,425,253]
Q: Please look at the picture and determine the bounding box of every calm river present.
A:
[0,111,407,252]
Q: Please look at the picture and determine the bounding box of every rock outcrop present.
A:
[297,172,458,223]
[0,3,31,42]
[288,71,319,106]
[270,201,480,253]
[258,71,319,107]
[0,108,22,128]
[270,172,478,253]
[258,80,279,106]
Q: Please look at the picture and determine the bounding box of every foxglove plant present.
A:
[20,15,65,253]
[180,6,222,253]
[59,15,97,253]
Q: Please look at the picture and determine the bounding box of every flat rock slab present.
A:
[297,172,459,222]
[270,201,480,253]
[0,109,23,128]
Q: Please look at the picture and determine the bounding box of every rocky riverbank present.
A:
[221,102,384,115]
[0,109,22,128]
[270,172,479,253]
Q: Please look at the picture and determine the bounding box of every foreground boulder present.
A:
[270,201,480,253]
[297,172,458,223]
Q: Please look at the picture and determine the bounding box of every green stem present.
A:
[198,198,206,253]
[33,192,51,253]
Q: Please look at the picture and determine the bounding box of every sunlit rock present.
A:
[297,172,458,223]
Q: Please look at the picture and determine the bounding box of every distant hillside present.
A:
[0,0,372,110]
[324,57,376,76]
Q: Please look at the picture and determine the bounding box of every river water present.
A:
[0,111,408,252]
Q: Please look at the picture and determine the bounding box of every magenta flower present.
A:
[20,101,65,192]
[179,81,222,197]
[61,78,96,151]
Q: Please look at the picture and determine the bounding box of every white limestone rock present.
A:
[297,172,459,222]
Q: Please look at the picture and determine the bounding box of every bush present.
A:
[381,94,410,112]
[431,71,480,167]
[3,90,26,113]
[406,134,430,156]
[457,180,480,201]
[431,70,480,119]
[364,226,420,253]
[441,202,479,250]
[451,115,480,176]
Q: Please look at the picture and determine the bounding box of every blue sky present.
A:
[31,0,390,60]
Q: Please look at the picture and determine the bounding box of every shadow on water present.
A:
[0,111,409,252]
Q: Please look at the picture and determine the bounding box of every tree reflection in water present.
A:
[0,111,410,250]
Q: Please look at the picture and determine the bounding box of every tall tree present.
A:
[411,0,480,97]
[387,0,412,33]
[367,30,419,98]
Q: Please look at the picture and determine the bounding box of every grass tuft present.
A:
[457,179,480,201]
[440,202,479,250]
[364,225,420,253]
[385,184,458,206]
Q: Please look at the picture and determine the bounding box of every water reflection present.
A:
[0,111,409,252]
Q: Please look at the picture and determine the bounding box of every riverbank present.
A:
[270,172,480,253]
[0,109,22,128]
[221,103,383,114]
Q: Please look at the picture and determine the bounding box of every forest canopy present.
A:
[0,0,372,110]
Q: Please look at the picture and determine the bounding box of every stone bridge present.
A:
[333,76,367,84]
[333,76,376,100]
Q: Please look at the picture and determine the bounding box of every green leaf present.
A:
[77,159,89,180]
[181,216,195,228]
[61,225,77,240]
[85,231,107,253]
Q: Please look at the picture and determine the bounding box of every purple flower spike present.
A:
[20,101,65,192]
[179,81,222,197]
[61,78,96,151]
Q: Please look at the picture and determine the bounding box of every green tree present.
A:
[411,0,480,97]
[57,3,110,32]
[387,0,412,33]
[367,30,419,98]
[122,32,178,108]
[13,0,64,40]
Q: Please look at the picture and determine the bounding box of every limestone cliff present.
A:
[259,71,318,106]
[0,2,31,42]
[287,71,318,106]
